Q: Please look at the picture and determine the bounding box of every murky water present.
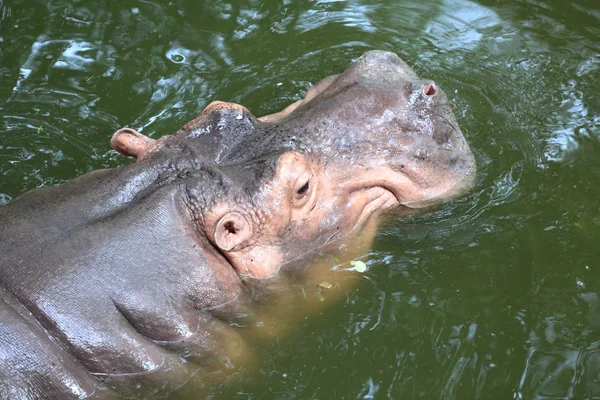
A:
[1,0,599,398]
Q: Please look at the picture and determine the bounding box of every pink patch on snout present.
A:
[423,82,436,96]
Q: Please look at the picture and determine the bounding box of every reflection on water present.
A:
[1,0,599,398]
[426,0,504,52]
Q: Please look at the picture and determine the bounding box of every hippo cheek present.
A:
[224,245,286,278]
[271,185,398,263]
[239,165,402,270]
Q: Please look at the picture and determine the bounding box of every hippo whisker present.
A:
[435,112,460,135]
[430,102,452,108]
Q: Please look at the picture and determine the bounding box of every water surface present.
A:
[1,0,599,398]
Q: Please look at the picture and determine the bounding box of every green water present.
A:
[1,0,599,398]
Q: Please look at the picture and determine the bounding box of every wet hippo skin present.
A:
[0,51,475,399]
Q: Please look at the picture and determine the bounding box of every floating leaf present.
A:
[317,281,334,289]
[332,257,340,263]
[350,260,367,273]
[316,282,334,302]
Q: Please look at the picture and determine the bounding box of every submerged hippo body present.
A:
[0,51,475,399]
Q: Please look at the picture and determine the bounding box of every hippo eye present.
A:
[297,181,309,196]
[289,165,313,209]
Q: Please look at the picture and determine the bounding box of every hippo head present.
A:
[111,51,476,278]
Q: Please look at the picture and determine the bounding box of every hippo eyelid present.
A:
[297,181,309,195]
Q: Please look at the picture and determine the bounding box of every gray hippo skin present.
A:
[0,51,475,399]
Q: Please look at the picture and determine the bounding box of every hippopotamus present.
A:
[0,51,475,399]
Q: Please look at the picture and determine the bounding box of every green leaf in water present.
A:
[37,126,43,134]
[350,260,367,273]
[332,257,340,263]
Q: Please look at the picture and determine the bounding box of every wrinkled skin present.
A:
[0,51,475,399]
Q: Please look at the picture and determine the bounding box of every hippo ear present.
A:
[213,212,253,252]
[110,128,155,159]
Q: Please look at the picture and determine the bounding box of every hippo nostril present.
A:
[423,82,436,96]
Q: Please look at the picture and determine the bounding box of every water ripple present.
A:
[1,0,599,398]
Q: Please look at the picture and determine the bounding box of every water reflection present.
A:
[426,0,504,52]
[1,0,599,398]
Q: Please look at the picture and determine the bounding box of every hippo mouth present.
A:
[358,186,400,218]
[340,168,424,209]
[340,159,474,214]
